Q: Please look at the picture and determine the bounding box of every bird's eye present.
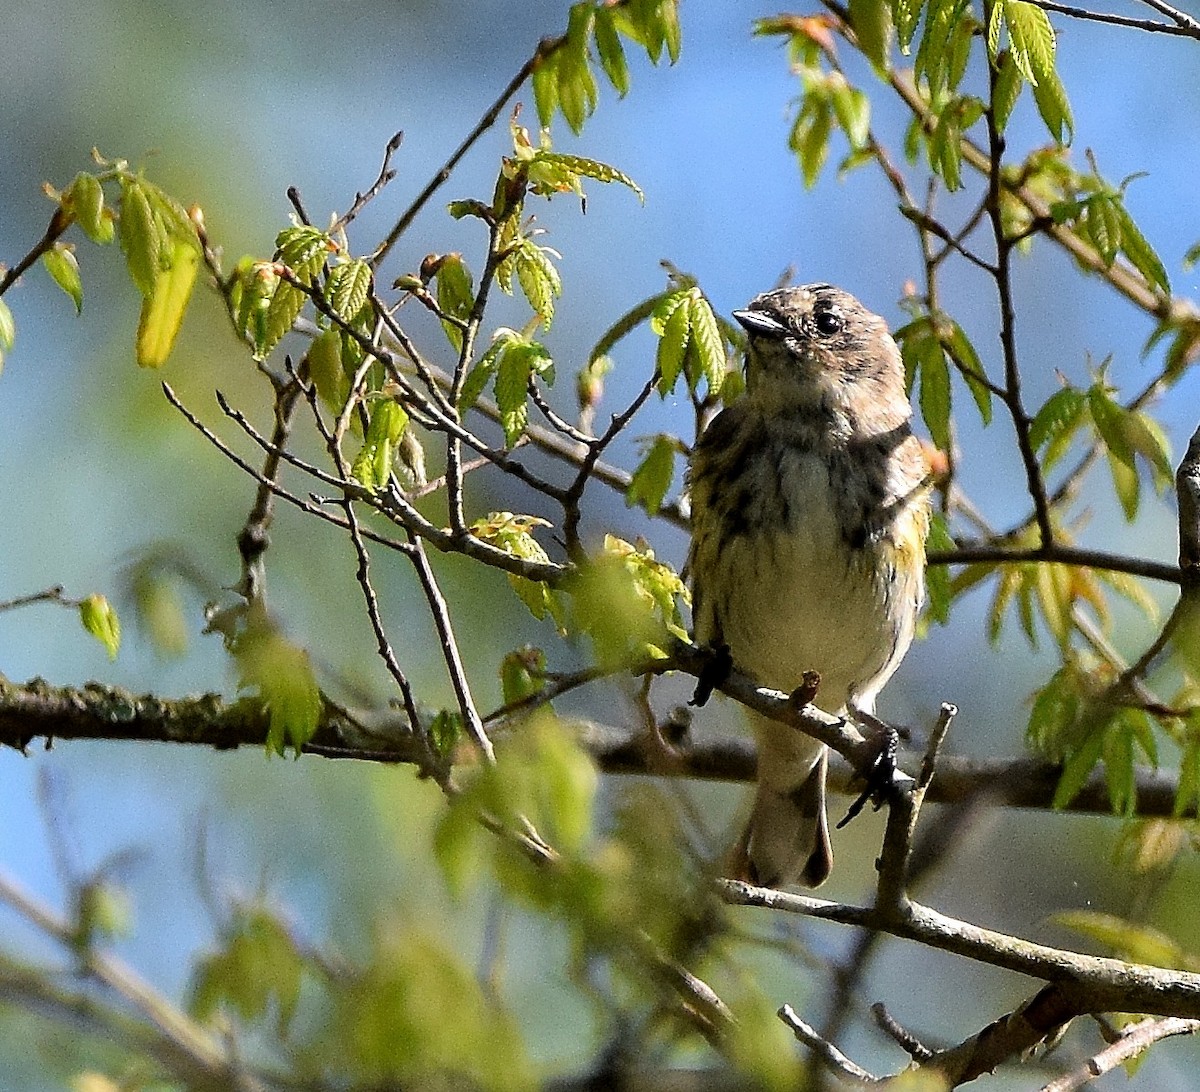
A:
[814,309,844,337]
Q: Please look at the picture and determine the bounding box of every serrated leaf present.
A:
[327,259,372,323]
[625,434,677,515]
[43,244,83,314]
[895,0,925,50]
[63,172,114,244]
[137,236,199,367]
[1003,0,1056,88]
[557,5,598,135]
[1026,662,1082,753]
[656,294,691,394]
[1029,385,1085,455]
[1031,60,1073,143]
[687,291,724,396]
[534,153,645,203]
[1115,202,1170,296]
[516,242,562,327]
[118,178,163,297]
[792,96,832,188]
[594,6,630,95]
[79,593,120,660]
[495,346,535,447]
[275,225,329,283]
[258,280,306,360]
[1084,195,1122,266]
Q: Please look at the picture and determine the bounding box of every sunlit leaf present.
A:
[625,434,679,515]
[136,236,199,367]
[79,593,121,660]
[43,244,83,314]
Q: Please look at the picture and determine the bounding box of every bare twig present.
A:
[335,130,404,232]
[1039,1016,1200,1091]
[777,1004,879,1086]
[0,207,71,298]
[1025,0,1200,36]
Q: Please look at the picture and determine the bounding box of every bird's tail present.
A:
[731,713,832,888]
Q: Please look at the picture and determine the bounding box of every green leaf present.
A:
[235,625,322,756]
[790,94,832,189]
[0,298,13,353]
[1115,201,1171,296]
[500,646,546,706]
[558,4,598,134]
[829,80,871,150]
[991,50,1023,133]
[63,172,114,244]
[532,53,559,129]
[687,290,725,396]
[305,327,349,413]
[594,6,630,95]
[1031,60,1073,143]
[118,178,163,297]
[494,343,550,447]
[258,280,307,360]
[943,319,991,425]
[515,241,562,327]
[625,434,678,515]
[1083,195,1121,266]
[136,235,199,368]
[848,0,891,70]
[1026,662,1082,754]
[918,342,952,451]
[458,335,507,412]
[655,292,691,394]
[1002,0,1056,87]
[1053,910,1194,970]
[327,258,372,323]
[275,225,329,283]
[1052,724,1105,809]
[530,153,644,203]
[352,400,410,492]
[471,513,564,629]
[923,512,956,625]
[1176,736,1200,819]
[43,244,83,314]
[434,254,474,352]
[895,0,925,51]
[79,593,121,660]
[191,907,306,1035]
[1029,385,1086,456]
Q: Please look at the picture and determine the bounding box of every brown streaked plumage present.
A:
[688,284,930,887]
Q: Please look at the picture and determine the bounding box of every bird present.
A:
[687,283,931,887]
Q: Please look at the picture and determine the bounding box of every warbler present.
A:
[688,284,931,887]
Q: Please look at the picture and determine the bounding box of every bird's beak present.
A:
[732,308,787,339]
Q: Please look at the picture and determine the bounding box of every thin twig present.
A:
[778,1004,880,1086]
[927,543,1183,585]
[335,130,404,232]
[405,532,495,763]
[1025,0,1200,36]
[0,585,69,612]
[369,37,564,267]
[1039,1016,1200,1092]
[0,207,71,298]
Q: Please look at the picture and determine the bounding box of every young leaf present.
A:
[234,625,322,756]
[1002,0,1056,87]
[275,225,330,283]
[1115,201,1170,296]
[79,593,121,660]
[352,400,409,492]
[118,178,163,297]
[923,512,956,625]
[137,236,200,368]
[687,290,725,396]
[305,327,349,413]
[625,434,678,515]
[532,52,559,129]
[848,0,891,71]
[943,318,992,425]
[655,292,691,394]
[63,172,114,244]
[0,298,14,370]
[1052,723,1106,809]
[43,244,84,314]
[500,646,546,706]
[918,343,952,451]
[594,6,630,96]
[1029,385,1085,456]
[327,258,372,323]
[434,254,474,352]
[1031,60,1073,144]
[991,50,1023,133]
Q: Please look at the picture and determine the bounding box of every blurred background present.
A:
[2,0,1200,1086]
